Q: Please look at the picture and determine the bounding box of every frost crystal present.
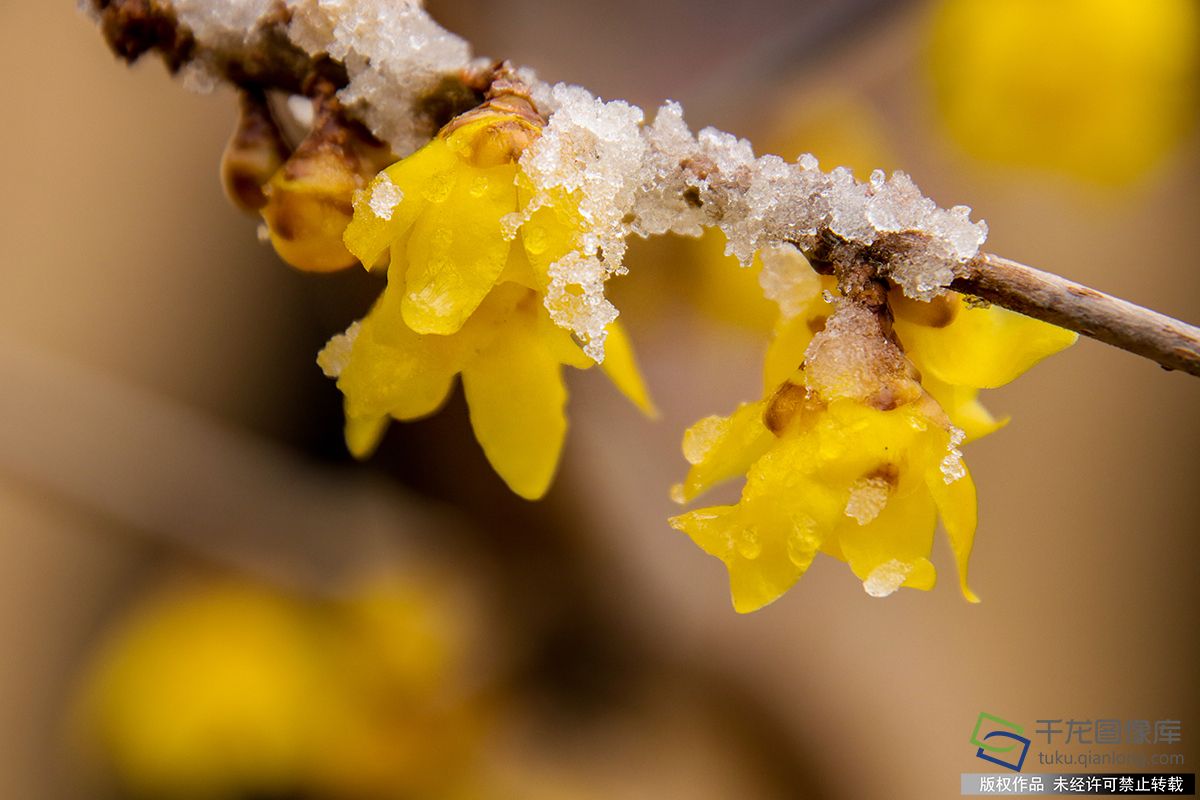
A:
[544,252,619,363]
[758,246,822,320]
[844,476,892,525]
[803,302,907,403]
[286,0,474,155]
[863,559,913,598]
[170,0,474,156]
[517,84,647,360]
[172,0,277,47]
[367,174,403,220]
[316,321,360,378]
[940,425,967,484]
[682,415,729,465]
[160,0,988,358]
[515,88,985,353]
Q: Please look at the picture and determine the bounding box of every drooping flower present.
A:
[322,93,653,499]
[672,249,1075,612]
[761,257,1077,442]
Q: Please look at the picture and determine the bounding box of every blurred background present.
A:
[0,1,1197,797]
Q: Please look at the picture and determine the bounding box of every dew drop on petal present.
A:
[736,527,762,560]
[523,224,549,255]
[786,519,819,567]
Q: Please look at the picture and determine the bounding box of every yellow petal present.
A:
[533,298,593,371]
[402,164,518,335]
[924,461,980,603]
[920,373,1009,443]
[517,182,584,286]
[598,320,656,416]
[343,140,458,268]
[894,295,1077,388]
[460,298,568,500]
[763,313,818,393]
[675,401,774,503]
[336,291,461,423]
[669,504,821,614]
[833,471,939,596]
[761,277,837,392]
[345,413,389,460]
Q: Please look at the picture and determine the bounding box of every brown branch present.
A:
[953,254,1200,377]
[88,0,1200,379]
[93,0,346,93]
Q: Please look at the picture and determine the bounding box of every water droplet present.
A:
[736,527,762,560]
[468,175,490,198]
[523,224,549,255]
[422,171,455,202]
[786,521,818,567]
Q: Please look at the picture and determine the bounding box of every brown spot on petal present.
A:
[865,463,900,487]
[764,381,809,435]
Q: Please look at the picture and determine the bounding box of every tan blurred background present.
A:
[0,1,1197,798]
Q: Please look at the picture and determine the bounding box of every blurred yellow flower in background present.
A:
[927,0,1199,186]
[324,103,653,499]
[76,574,484,799]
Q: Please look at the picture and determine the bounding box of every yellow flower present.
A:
[762,272,1077,443]
[76,575,484,799]
[926,0,1199,186]
[889,291,1077,441]
[323,104,653,499]
[672,373,978,613]
[673,251,1076,612]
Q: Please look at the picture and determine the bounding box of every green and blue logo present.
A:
[971,712,1031,772]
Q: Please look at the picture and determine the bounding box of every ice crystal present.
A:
[758,245,822,320]
[316,321,360,378]
[940,425,967,484]
[844,476,892,525]
[160,0,989,355]
[803,302,907,403]
[367,174,403,220]
[863,559,913,598]
[286,0,473,155]
[170,0,473,155]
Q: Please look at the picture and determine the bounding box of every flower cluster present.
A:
[318,91,653,500]
[671,246,1077,612]
[209,30,1079,611]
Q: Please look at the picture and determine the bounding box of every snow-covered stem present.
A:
[86,0,1200,377]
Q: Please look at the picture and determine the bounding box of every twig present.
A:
[953,254,1200,377]
[87,0,1200,379]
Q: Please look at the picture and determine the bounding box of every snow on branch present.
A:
[85,0,1200,375]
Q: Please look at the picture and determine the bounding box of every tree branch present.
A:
[86,0,1200,378]
[954,254,1200,377]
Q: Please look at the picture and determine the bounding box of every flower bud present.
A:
[261,90,393,272]
[220,89,290,213]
